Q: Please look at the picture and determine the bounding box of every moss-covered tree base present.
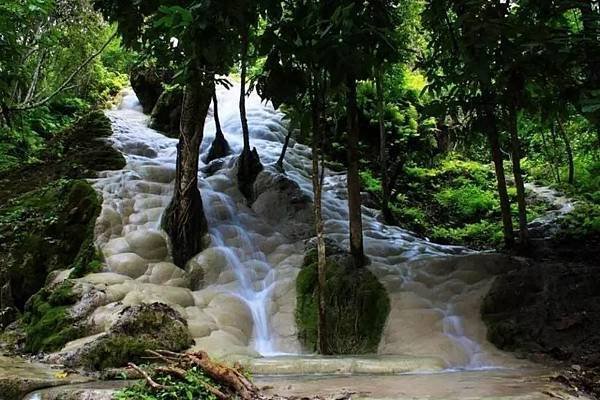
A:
[296,245,390,354]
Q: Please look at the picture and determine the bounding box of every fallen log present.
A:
[185,351,259,400]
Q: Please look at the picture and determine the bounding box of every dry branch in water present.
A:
[127,349,262,400]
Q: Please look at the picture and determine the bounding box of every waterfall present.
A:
[87,86,513,369]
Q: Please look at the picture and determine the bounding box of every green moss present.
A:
[80,335,151,370]
[0,179,102,309]
[296,250,390,354]
[22,281,82,353]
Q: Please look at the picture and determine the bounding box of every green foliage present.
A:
[0,0,131,170]
[435,185,497,221]
[296,249,390,354]
[431,221,504,249]
[359,170,382,195]
[558,202,600,240]
[115,366,221,400]
[22,280,82,353]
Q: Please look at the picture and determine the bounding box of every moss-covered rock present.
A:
[150,86,183,138]
[70,302,193,370]
[130,65,172,114]
[0,111,125,203]
[22,280,83,353]
[0,179,101,310]
[296,244,390,354]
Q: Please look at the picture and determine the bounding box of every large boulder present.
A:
[482,258,600,366]
[296,242,390,354]
[61,302,193,370]
[0,179,102,311]
[252,168,314,240]
[130,65,172,114]
[150,86,183,138]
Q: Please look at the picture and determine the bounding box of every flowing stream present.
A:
[63,86,520,371]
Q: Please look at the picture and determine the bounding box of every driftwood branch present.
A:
[127,363,168,391]
[186,351,259,400]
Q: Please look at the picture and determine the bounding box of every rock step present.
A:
[256,369,588,400]
[243,355,446,375]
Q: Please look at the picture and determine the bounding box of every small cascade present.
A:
[202,190,278,355]
[86,86,516,370]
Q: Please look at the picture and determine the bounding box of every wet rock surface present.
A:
[253,168,314,240]
[0,355,92,400]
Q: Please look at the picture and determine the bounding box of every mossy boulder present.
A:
[296,243,390,354]
[130,65,172,114]
[22,280,84,353]
[0,111,125,203]
[68,302,193,370]
[0,179,102,310]
[150,86,183,138]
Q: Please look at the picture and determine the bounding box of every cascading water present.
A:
[78,86,516,370]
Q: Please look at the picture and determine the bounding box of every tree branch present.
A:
[10,31,117,111]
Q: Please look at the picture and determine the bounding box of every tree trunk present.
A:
[275,128,293,172]
[541,126,560,183]
[239,29,251,154]
[346,77,365,267]
[579,1,600,88]
[311,75,329,355]
[483,95,514,248]
[237,27,262,201]
[508,103,529,246]
[550,122,562,184]
[205,92,231,163]
[162,74,213,268]
[557,117,575,185]
[376,70,393,224]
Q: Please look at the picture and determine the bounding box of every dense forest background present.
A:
[1,0,598,252]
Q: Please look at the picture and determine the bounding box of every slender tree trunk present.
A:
[376,70,393,224]
[556,117,575,185]
[541,127,559,183]
[239,29,251,154]
[276,128,293,172]
[550,122,562,184]
[162,73,213,268]
[508,104,529,246]
[206,92,231,163]
[311,75,328,355]
[482,95,514,248]
[346,77,365,267]
[236,27,262,201]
